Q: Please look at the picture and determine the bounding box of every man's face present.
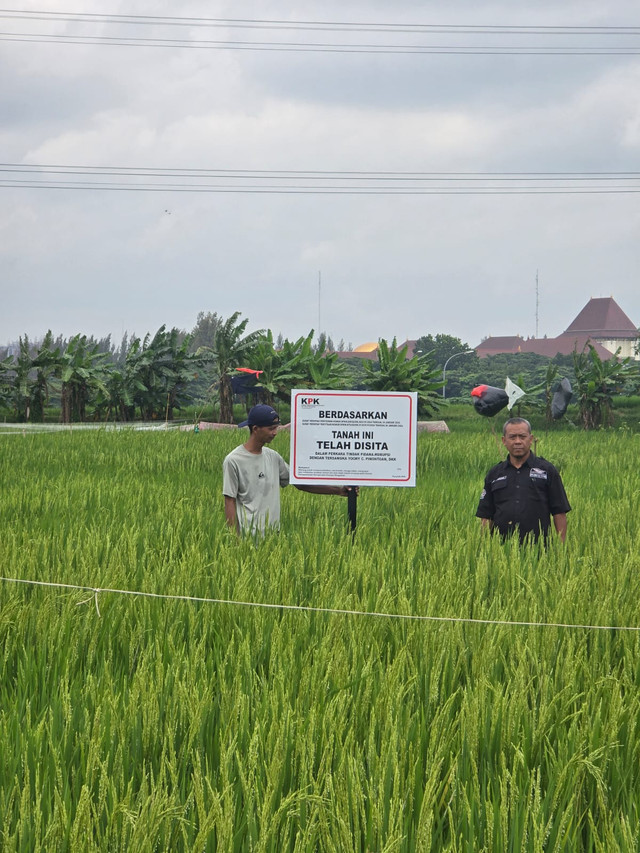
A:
[502,424,533,459]
[254,424,279,444]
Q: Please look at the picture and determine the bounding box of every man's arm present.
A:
[294,485,357,497]
[553,513,567,542]
[476,474,495,531]
[548,467,570,543]
[224,495,239,534]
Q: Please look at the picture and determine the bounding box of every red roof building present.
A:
[476,297,638,360]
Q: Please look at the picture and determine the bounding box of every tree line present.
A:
[0,312,443,424]
[2,316,637,428]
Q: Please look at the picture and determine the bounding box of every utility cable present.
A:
[1,31,639,54]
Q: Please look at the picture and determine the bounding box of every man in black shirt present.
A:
[476,417,570,543]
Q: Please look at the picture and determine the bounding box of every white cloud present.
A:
[2,1,639,349]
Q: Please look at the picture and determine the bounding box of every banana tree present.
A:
[362,338,443,417]
[95,367,136,422]
[123,326,209,420]
[572,344,639,429]
[12,337,33,421]
[0,353,15,411]
[2,333,61,421]
[59,335,110,423]
[304,338,348,391]
[252,330,348,406]
[251,330,304,406]
[210,312,264,423]
[31,331,61,421]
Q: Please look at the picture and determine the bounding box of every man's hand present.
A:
[338,485,359,497]
[295,484,359,496]
[224,495,240,535]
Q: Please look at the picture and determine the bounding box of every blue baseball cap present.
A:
[238,405,281,428]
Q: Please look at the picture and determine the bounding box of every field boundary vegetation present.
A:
[2,311,639,431]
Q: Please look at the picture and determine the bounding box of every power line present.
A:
[1,10,639,35]
[0,10,639,54]
[2,32,639,54]
[1,164,639,194]
[2,181,639,195]
[2,164,639,179]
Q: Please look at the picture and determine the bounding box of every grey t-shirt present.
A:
[222,444,290,534]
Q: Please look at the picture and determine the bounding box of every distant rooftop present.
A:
[564,296,637,338]
[475,296,638,359]
[475,334,612,360]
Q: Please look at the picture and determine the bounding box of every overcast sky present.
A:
[2,0,639,351]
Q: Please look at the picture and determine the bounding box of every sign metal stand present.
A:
[347,486,358,533]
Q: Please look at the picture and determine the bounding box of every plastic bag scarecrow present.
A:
[471,377,525,417]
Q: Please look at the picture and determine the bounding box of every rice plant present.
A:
[1,424,639,851]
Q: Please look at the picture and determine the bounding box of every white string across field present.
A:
[1,575,638,632]
[0,422,184,434]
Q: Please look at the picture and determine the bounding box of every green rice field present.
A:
[1,419,640,851]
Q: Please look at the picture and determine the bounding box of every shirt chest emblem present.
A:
[529,468,548,480]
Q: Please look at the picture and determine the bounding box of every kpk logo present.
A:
[299,397,321,406]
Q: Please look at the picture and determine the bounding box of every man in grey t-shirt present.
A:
[223,404,354,535]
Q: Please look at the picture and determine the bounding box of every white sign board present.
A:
[289,390,417,487]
